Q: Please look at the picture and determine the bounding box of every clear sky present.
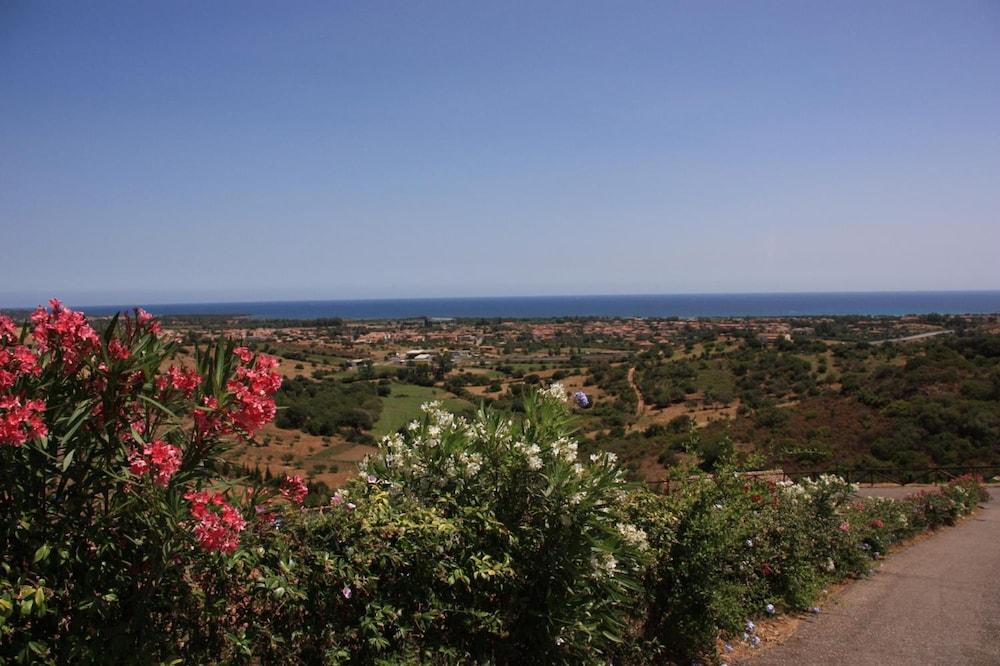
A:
[2,1,999,306]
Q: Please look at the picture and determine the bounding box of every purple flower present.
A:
[367,474,378,484]
[342,585,352,599]
[765,603,775,615]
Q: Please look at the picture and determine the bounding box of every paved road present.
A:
[739,488,1000,665]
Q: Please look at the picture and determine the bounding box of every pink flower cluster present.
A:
[280,475,308,505]
[0,395,47,447]
[0,339,40,394]
[156,365,203,398]
[185,490,247,554]
[192,349,280,441]
[30,299,99,372]
[135,307,161,335]
[226,347,281,438]
[0,315,16,343]
[128,439,182,487]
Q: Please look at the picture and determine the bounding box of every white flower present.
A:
[540,383,567,401]
[591,553,618,577]
[616,522,649,551]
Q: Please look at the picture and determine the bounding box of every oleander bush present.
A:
[0,301,296,663]
[0,302,990,664]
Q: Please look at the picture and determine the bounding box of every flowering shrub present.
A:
[357,386,650,662]
[0,301,288,663]
[629,470,989,662]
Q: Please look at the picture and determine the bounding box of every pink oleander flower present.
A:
[0,315,16,343]
[156,365,203,398]
[127,439,182,487]
[135,308,161,334]
[223,350,281,438]
[0,396,47,447]
[30,299,99,371]
[185,490,246,554]
[870,518,884,529]
[194,396,230,438]
[107,338,130,360]
[839,521,851,533]
[0,345,40,392]
[280,475,308,505]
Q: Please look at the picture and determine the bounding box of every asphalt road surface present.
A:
[738,488,1000,665]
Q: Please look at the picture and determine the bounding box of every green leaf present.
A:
[137,394,179,421]
[33,544,50,563]
[60,448,75,472]
[57,399,96,446]
[102,312,121,346]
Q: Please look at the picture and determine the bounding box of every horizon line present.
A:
[3,288,1000,311]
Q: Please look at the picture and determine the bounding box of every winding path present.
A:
[626,366,645,416]
[738,487,1000,665]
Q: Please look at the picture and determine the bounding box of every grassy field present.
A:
[372,383,473,437]
[695,362,736,397]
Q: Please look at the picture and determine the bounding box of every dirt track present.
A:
[738,488,1000,665]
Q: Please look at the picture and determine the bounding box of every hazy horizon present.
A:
[3,287,1000,311]
[3,2,1000,300]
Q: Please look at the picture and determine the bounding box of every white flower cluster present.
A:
[616,522,649,551]
[551,436,578,463]
[539,382,567,402]
[590,552,618,577]
[367,395,625,489]
[777,475,859,503]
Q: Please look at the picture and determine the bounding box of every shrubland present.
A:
[0,303,990,664]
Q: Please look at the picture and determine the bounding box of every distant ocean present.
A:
[64,291,1000,320]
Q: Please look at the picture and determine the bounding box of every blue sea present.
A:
[66,291,1000,320]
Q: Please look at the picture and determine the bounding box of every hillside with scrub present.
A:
[142,312,1000,492]
[0,302,991,664]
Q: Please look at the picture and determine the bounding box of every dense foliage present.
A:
[0,304,990,664]
[0,302,297,663]
[276,376,382,436]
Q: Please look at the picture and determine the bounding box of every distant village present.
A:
[159,313,992,372]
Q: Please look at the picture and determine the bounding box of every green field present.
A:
[372,383,474,437]
[695,363,736,397]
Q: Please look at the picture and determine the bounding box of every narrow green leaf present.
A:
[60,448,75,472]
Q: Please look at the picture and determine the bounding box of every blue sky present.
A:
[2,1,999,306]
